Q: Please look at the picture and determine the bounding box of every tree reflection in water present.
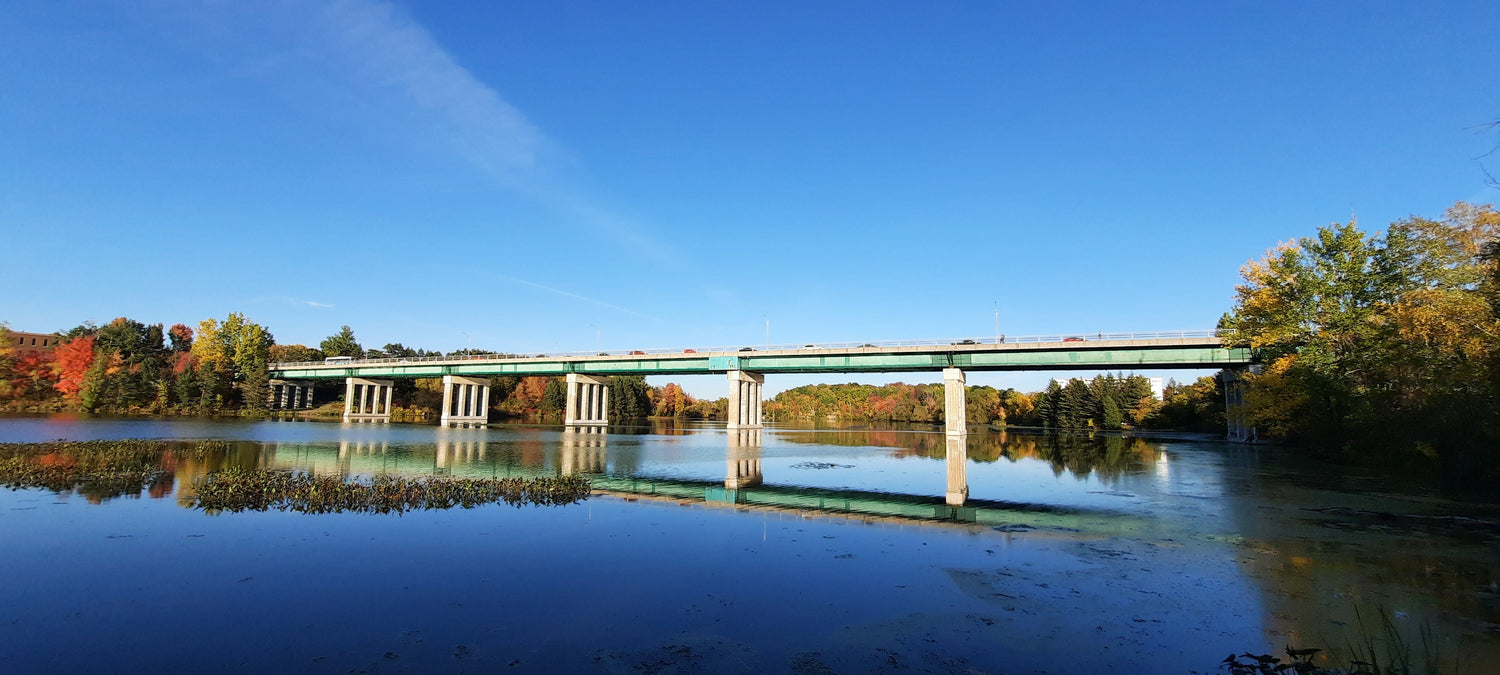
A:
[784,427,1159,483]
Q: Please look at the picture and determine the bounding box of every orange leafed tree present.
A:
[52,335,96,399]
[11,351,59,400]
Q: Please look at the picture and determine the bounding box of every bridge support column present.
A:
[1223,368,1257,443]
[726,371,764,429]
[440,375,490,426]
[943,368,967,436]
[343,377,394,423]
[269,380,314,411]
[564,373,610,426]
[726,428,763,489]
[945,433,969,506]
[560,426,608,475]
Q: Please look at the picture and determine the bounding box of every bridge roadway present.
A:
[265,330,1253,431]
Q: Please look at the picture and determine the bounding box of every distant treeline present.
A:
[0,321,723,421]
[763,373,1223,431]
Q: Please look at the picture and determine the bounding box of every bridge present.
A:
[267,330,1254,437]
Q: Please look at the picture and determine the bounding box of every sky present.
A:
[2,1,1498,397]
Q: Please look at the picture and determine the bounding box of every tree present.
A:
[51,335,96,401]
[269,344,323,364]
[10,351,59,403]
[1221,203,1500,475]
[1056,379,1093,429]
[320,326,362,358]
[1034,380,1062,428]
[541,378,566,415]
[609,375,652,419]
[0,324,14,401]
[168,324,194,352]
[654,383,692,418]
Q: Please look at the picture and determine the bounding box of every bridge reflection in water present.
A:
[258,427,1154,535]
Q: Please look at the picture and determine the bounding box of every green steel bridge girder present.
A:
[269,346,1252,380]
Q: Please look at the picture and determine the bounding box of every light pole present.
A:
[993,303,999,345]
[764,315,770,349]
[460,331,471,353]
[592,324,600,352]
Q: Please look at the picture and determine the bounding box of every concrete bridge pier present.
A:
[560,426,607,474]
[726,370,764,429]
[343,377,394,423]
[945,433,969,506]
[564,373,610,426]
[440,375,490,426]
[726,428,763,489]
[943,368,967,436]
[269,380,315,411]
[1222,368,1257,443]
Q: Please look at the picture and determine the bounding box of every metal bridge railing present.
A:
[272,329,1222,369]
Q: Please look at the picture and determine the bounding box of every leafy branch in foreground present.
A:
[191,468,592,514]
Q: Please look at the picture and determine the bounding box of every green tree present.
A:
[1057,379,1093,429]
[1221,202,1500,477]
[320,326,362,358]
[609,375,652,419]
[541,378,566,415]
[1035,380,1062,428]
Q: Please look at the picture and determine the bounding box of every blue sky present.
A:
[2,1,1497,397]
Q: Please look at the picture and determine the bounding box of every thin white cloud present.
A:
[302,300,335,309]
[488,274,656,320]
[160,0,672,260]
[316,0,547,179]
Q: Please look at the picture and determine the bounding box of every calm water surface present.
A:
[1,415,1496,674]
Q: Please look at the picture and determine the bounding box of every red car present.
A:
[1063,337,1085,342]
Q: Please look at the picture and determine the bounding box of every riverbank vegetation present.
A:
[765,373,1223,432]
[0,322,724,422]
[1221,201,1500,480]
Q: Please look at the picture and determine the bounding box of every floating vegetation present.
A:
[191,468,592,514]
[0,440,229,499]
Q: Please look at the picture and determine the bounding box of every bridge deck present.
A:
[270,333,1250,380]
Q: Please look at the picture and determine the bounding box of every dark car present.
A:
[952,339,976,345]
[739,347,755,352]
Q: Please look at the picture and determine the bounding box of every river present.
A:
[1,415,1495,673]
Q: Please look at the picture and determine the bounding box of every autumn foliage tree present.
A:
[51,335,96,402]
[1221,201,1500,477]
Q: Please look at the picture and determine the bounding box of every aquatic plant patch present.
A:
[191,468,592,514]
